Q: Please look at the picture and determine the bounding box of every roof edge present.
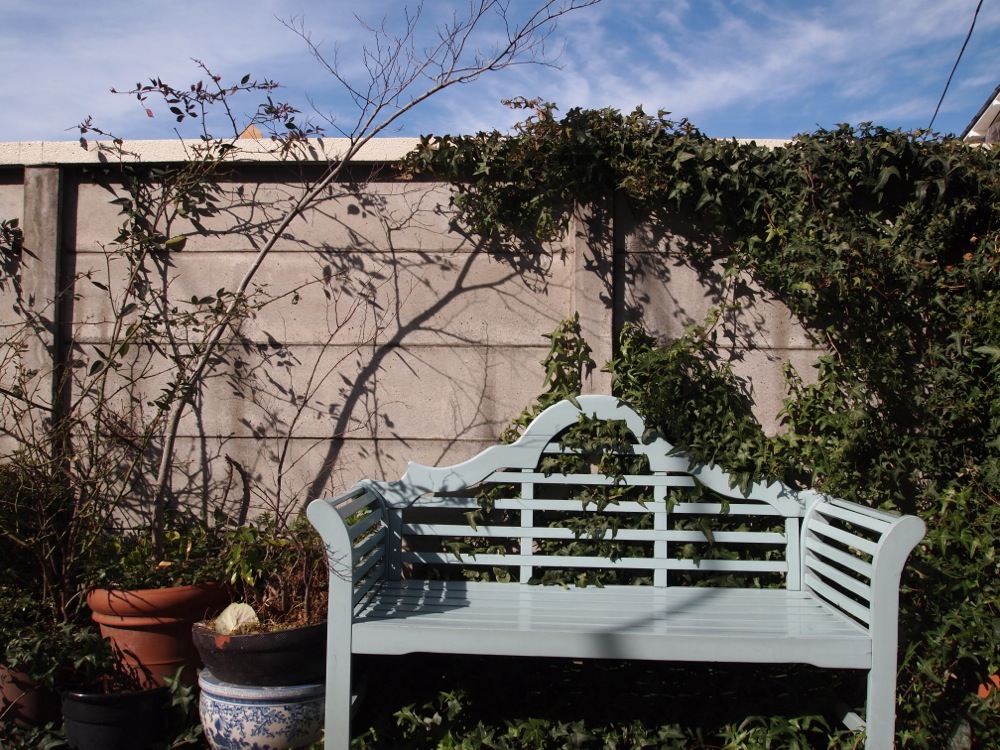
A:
[962,83,1000,141]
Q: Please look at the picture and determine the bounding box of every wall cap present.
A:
[0,137,423,167]
[0,137,793,168]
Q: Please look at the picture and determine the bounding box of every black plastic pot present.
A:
[191,621,327,686]
[61,685,169,750]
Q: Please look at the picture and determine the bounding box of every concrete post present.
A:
[571,199,614,393]
[20,166,64,416]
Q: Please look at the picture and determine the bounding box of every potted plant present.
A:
[193,513,328,682]
[192,513,328,750]
[0,588,63,732]
[0,461,81,733]
[3,619,172,750]
[83,514,230,689]
[55,623,173,750]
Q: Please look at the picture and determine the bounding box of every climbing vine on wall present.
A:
[406,102,1000,747]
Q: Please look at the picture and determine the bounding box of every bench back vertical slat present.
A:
[785,518,802,590]
[519,473,534,583]
[653,481,669,587]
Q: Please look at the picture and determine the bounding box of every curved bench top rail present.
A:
[364,395,809,517]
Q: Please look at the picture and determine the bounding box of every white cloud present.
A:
[2,0,999,142]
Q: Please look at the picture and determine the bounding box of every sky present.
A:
[1,0,999,144]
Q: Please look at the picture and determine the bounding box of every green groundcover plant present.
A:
[405,102,1000,747]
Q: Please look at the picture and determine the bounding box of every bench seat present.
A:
[354,580,871,667]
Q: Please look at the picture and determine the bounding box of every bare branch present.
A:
[45,0,603,558]
[285,0,601,139]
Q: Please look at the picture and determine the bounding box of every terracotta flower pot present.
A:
[191,621,327,687]
[0,664,61,728]
[979,674,1000,700]
[86,583,229,688]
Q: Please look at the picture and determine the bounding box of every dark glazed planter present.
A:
[86,583,229,688]
[192,621,327,686]
[61,685,169,750]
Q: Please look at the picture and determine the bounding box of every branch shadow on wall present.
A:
[156,173,569,517]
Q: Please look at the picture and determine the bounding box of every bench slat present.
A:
[336,488,380,520]
[804,537,874,580]
[401,496,786,516]
[486,472,696,487]
[353,560,387,608]
[807,519,879,557]
[400,550,788,573]
[494,499,785,515]
[814,502,891,534]
[828,497,905,524]
[353,526,385,561]
[350,507,384,541]
[401,523,786,545]
[804,555,873,602]
[803,571,872,625]
[354,543,386,581]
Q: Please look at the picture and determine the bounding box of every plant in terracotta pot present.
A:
[0,587,64,736]
[82,514,231,689]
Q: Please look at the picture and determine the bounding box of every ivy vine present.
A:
[407,102,1000,747]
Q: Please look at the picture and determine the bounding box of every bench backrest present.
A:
[363,396,813,589]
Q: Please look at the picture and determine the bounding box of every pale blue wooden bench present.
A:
[307,395,925,750]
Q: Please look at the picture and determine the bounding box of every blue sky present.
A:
[1,0,998,143]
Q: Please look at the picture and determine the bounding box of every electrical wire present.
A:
[928,0,984,132]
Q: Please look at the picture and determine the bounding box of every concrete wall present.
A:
[0,139,817,520]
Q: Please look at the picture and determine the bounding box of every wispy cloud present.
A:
[1,0,997,143]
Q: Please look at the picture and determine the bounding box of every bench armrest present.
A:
[802,497,925,634]
[307,485,389,615]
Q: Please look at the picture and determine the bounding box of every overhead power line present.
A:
[928,0,984,132]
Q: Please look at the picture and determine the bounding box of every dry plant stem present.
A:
[148,0,602,557]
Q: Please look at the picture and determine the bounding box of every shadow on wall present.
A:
[2,164,809,527]
[148,173,570,520]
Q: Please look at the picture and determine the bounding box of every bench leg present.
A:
[323,645,353,750]
[864,663,898,750]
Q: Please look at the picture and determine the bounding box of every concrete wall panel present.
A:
[70,246,574,347]
[3,151,821,511]
[0,180,21,220]
[75,180,495,254]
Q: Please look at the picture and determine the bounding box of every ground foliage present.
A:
[405,101,1000,747]
[351,654,863,750]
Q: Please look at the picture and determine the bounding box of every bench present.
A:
[307,395,925,750]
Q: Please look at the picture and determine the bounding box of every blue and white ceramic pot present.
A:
[198,669,324,750]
